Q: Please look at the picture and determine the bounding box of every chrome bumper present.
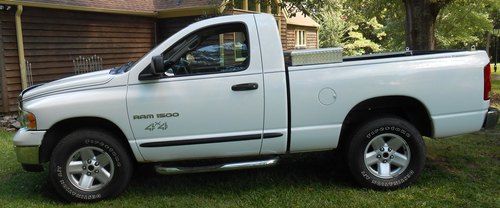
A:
[483,107,499,129]
[13,128,46,170]
[14,146,40,165]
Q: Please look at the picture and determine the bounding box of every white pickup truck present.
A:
[13,14,498,202]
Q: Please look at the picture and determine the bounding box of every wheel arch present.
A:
[338,96,433,149]
[40,117,136,163]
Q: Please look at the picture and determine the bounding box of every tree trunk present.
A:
[403,0,446,50]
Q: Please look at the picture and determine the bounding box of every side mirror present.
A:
[139,56,176,80]
[150,55,165,75]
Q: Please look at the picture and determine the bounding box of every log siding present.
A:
[0,7,154,112]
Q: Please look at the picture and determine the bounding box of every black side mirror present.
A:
[139,56,176,80]
[150,55,165,75]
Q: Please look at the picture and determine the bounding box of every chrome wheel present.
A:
[66,147,114,191]
[364,133,411,179]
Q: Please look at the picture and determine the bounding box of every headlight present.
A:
[19,111,37,130]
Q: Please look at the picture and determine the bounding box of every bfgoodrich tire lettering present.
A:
[347,117,426,189]
[49,129,133,202]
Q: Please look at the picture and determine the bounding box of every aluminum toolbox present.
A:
[284,48,343,66]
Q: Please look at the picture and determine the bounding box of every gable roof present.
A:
[286,13,320,28]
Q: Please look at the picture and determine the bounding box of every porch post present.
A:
[15,5,28,90]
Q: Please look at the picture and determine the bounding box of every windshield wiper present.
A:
[110,61,135,74]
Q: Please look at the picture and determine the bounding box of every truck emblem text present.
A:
[133,113,180,120]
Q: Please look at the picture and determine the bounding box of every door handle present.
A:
[231,83,259,91]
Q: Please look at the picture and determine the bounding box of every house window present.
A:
[295,30,306,48]
[248,0,257,11]
[233,0,278,14]
[234,0,244,9]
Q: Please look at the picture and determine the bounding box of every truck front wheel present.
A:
[347,117,426,189]
[49,129,133,202]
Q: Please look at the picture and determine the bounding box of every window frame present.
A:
[156,22,251,78]
[295,30,307,48]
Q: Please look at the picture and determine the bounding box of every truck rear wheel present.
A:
[347,117,425,189]
[49,129,133,202]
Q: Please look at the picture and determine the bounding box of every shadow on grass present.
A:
[126,152,356,197]
[4,126,498,206]
[0,152,355,202]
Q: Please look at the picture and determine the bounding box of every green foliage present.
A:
[314,2,346,48]
[286,0,498,53]
[436,0,498,49]
[311,0,386,55]
[280,0,328,17]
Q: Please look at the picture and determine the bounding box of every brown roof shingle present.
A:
[22,0,223,12]
[153,0,223,10]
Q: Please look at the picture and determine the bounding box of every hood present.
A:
[22,70,116,101]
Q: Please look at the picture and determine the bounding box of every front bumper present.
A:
[15,146,39,165]
[483,107,499,129]
[13,128,46,166]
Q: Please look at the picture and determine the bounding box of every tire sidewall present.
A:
[49,129,132,202]
[348,117,426,189]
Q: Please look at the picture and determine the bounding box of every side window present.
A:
[163,23,250,76]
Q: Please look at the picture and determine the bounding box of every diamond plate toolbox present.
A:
[284,48,343,66]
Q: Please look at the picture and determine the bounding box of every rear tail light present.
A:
[484,64,491,100]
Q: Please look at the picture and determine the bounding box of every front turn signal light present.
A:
[19,111,37,130]
[26,112,37,130]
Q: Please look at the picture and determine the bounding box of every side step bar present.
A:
[155,157,279,175]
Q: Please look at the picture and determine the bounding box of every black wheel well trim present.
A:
[39,116,136,163]
[338,95,434,150]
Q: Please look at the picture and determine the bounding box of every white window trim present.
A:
[295,30,307,48]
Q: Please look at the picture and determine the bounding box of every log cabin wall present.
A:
[0,17,6,112]
[157,16,201,43]
[0,7,155,112]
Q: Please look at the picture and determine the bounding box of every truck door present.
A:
[126,21,265,162]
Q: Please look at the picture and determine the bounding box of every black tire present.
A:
[347,116,425,189]
[49,128,133,202]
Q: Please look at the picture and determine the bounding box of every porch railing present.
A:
[73,55,103,74]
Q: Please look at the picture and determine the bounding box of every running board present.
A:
[155,157,279,175]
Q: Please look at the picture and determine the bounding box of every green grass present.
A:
[0,130,499,207]
[493,80,500,92]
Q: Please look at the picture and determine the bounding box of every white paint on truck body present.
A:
[18,14,490,163]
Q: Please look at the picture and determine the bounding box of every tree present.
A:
[436,0,498,49]
[402,0,454,50]
[312,0,385,55]
[279,0,327,17]
[284,0,498,52]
